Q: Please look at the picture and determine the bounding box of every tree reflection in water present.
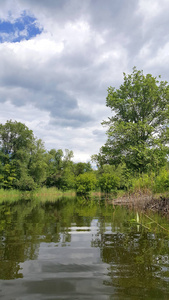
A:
[0,197,169,299]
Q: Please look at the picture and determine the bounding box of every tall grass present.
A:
[0,189,23,204]
[153,168,169,193]
[0,187,76,205]
[130,173,154,194]
[129,168,169,195]
[32,187,76,202]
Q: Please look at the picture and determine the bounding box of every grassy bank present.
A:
[0,183,169,217]
[33,187,76,202]
[0,188,24,204]
[0,187,76,204]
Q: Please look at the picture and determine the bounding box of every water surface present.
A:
[0,197,169,299]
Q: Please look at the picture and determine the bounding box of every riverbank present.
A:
[0,187,169,217]
[109,191,169,216]
[0,187,76,204]
[144,196,169,216]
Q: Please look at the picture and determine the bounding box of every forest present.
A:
[1,68,169,196]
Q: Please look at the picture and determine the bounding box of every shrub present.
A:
[130,173,154,193]
[15,174,37,191]
[153,168,169,193]
[98,173,120,193]
[75,172,97,195]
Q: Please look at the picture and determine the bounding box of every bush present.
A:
[98,173,120,193]
[129,173,154,193]
[153,168,169,193]
[15,174,37,191]
[75,172,97,195]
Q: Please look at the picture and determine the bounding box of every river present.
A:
[0,196,169,299]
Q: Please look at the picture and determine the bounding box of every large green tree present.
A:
[45,148,75,190]
[0,120,35,189]
[97,67,169,173]
[0,120,47,190]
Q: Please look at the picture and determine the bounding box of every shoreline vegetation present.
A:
[0,187,76,204]
[0,187,169,218]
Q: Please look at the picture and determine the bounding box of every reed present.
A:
[0,187,76,204]
[32,187,76,202]
[0,189,22,204]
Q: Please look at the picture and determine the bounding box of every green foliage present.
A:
[0,188,22,204]
[99,173,120,193]
[59,167,75,191]
[28,139,47,185]
[97,164,125,193]
[15,173,36,191]
[45,149,75,190]
[98,67,169,173]
[0,121,95,193]
[73,162,92,176]
[130,173,154,193]
[153,168,169,193]
[0,120,37,190]
[0,120,35,156]
[75,172,97,195]
[126,167,169,194]
[45,149,63,188]
[0,163,17,189]
[97,164,127,191]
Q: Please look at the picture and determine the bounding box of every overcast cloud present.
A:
[0,0,169,161]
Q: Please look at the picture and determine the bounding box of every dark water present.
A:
[0,197,169,299]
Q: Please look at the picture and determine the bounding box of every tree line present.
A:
[0,120,96,192]
[1,67,169,195]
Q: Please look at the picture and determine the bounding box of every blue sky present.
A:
[0,0,169,162]
[0,12,42,42]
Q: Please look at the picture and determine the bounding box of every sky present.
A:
[0,0,169,162]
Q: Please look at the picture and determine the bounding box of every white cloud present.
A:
[1,0,169,161]
[0,0,22,21]
[144,42,169,68]
[6,33,64,58]
[137,0,162,20]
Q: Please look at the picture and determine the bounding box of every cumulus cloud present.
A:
[0,0,169,161]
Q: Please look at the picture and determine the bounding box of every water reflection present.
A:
[0,197,169,299]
